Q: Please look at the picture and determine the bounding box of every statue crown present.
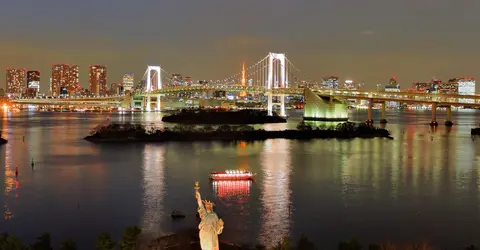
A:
[202,200,215,207]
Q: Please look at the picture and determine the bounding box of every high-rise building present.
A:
[122,73,134,91]
[70,65,79,92]
[388,76,397,86]
[49,78,52,96]
[412,78,442,93]
[173,74,184,85]
[26,71,40,97]
[110,82,116,94]
[385,76,400,92]
[439,78,459,94]
[89,65,107,96]
[458,78,475,95]
[6,68,27,96]
[51,64,79,96]
[117,83,124,95]
[322,75,339,89]
[344,80,356,90]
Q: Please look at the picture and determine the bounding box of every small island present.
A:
[161,109,287,124]
[0,132,7,145]
[84,122,393,143]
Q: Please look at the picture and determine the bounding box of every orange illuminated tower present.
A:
[240,62,247,97]
[241,62,246,87]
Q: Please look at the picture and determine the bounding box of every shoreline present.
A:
[84,123,393,143]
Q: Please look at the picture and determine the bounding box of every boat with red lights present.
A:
[210,170,255,180]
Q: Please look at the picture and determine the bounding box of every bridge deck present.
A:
[11,87,480,107]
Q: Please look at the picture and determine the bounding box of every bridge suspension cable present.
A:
[215,53,316,90]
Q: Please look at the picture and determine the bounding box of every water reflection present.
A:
[212,180,251,200]
[259,139,292,247]
[2,110,480,249]
[237,141,250,170]
[141,145,165,236]
[2,111,16,220]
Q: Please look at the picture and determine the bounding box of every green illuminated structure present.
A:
[303,88,349,121]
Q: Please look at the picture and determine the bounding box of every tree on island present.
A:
[465,245,480,250]
[95,232,115,250]
[296,234,316,250]
[60,239,77,250]
[118,226,142,250]
[296,122,315,131]
[0,232,27,250]
[338,239,362,250]
[31,233,53,250]
[202,125,215,132]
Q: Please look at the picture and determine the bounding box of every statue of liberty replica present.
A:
[194,181,224,250]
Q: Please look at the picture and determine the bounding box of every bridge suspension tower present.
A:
[266,52,288,116]
[143,65,163,111]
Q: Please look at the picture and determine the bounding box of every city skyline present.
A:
[3,64,478,95]
[1,1,480,92]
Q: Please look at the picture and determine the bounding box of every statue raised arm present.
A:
[195,181,206,217]
[194,181,224,250]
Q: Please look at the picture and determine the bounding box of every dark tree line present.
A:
[0,226,141,250]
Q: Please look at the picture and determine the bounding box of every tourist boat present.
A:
[210,170,255,180]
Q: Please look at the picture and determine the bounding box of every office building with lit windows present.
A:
[6,68,27,96]
[322,75,339,89]
[343,80,357,90]
[26,71,40,97]
[122,73,134,91]
[385,76,400,92]
[51,64,79,96]
[457,78,475,95]
[89,65,107,96]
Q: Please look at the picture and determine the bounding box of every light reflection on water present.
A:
[259,139,292,247]
[141,145,165,237]
[3,112,15,221]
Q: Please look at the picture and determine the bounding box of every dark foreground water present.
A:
[1,109,480,249]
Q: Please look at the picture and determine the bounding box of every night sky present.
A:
[1,0,479,92]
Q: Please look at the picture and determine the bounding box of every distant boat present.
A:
[210,170,255,181]
[171,210,186,219]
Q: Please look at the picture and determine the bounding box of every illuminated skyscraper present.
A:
[49,78,52,96]
[170,74,183,86]
[51,64,79,96]
[388,76,398,86]
[458,78,475,95]
[385,76,400,92]
[6,68,27,95]
[344,80,356,90]
[70,65,79,92]
[122,73,134,91]
[26,71,40,97]
[89,65,107,96]
[322,75,339,89]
